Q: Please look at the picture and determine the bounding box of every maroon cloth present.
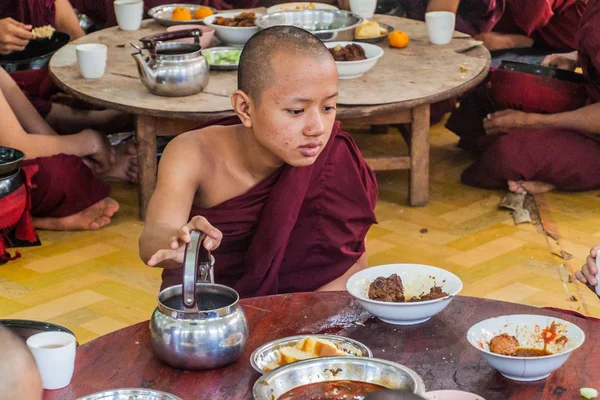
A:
[161,117,378,298]
[21,154,111,218]
[400,0,583,50]
[71,0,259,28]
[446,0,600,192]
[0,0,55,27]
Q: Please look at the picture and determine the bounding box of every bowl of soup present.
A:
[467,314,585,381]
[252,356,426,400]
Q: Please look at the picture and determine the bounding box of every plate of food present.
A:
[266,2,339,13]
[147,4,217,26]
[203,46,242,70]
[354,19,394,43]
[325,41,384,79]
[250,334,372,374]
[203,12,261,45]
[346,264,463,325]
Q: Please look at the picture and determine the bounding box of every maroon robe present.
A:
[399,0,583,50]
[70,0,259,28]
[446,0,600,192]
[161,117,378,298]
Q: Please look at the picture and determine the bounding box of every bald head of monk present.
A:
[232,26,339,168]
[0,326,43,400]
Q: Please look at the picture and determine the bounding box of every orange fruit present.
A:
[388,30,410,48]
[172,7,192,21]
[194,7,213,20]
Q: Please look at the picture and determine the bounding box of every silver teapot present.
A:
[150,230,249,370]
[131,29,210,97]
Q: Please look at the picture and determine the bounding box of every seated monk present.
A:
[576,246,600,296]
[399,0,585,51]
[0,0,132,135]
[0,326,43,400]
[0,67,123,232]
[445,0,600,194]
[139,26,378,297]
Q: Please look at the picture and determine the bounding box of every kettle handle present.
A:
[182,230,212,311]
[139,29,202,50]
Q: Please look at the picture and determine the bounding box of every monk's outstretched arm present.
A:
[55,0,86,40]
[537,103,600,135]
[316,249,369,292]
[426,0,460,13]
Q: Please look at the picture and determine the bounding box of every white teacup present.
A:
[425,11,456,45]
[114,0,144,31]
[76,43,107,79]
[349,0,377,19]
[26,332,76,390]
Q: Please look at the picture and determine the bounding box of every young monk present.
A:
[399,0,585,51]
[0,327,43,400]
[445,0,600,194]
[139,26,378,297]
[0,67,123,231]
[576,246,600,289]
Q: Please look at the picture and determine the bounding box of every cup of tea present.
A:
[114,0,144,31]
[76,43,107,79]
[349,0,377,19]
[26,331,76,390]
[425,11,456,45]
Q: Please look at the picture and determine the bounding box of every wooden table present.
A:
[49,14,490,219]
[45,292,599,400]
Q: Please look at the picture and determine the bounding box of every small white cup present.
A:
[349,0,377,19]
[114,0,144,31]
[425,11,456,45]
[26,332,76,390]
[76,43,107,79]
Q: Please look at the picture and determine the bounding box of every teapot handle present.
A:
[182,230,212,311]
[139,29,202,50]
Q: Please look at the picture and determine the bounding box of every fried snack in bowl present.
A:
[355,20,387,38]
[32,25,56,39]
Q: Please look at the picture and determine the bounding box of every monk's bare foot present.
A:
[520,181,556,194]
[102,141,138,183]
[33,198,120,231]
[508,180,527,194]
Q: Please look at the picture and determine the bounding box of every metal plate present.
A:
[250,334,373,374]
[266,2,339,13]
[204,46,242,71]
[0,146,25,178]
[76,388,182,400]
[0,32,70,72]
[148,4,217,27]
[0,319,77,345]
[253,356,426,400]
[354,23,395,44]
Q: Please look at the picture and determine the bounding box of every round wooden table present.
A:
[49,12,490,219]
[44,292,599,400]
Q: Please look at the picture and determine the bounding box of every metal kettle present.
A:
[131,29,210,97]
[150,230,249,370]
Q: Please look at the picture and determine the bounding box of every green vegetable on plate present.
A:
[205,49,241,65]
[581,388,598,399]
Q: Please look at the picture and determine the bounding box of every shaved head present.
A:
[237,26,334,102]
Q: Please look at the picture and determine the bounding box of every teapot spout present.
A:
[131,51,154,85]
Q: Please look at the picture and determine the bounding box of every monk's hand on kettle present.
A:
[0,18,35,55]
[483,110,535,135]
[541,51,578,71]
[147,217,223,267]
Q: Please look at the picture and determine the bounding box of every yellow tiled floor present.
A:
[1,121,599,344]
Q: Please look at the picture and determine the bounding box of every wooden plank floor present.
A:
[1,121,599,344]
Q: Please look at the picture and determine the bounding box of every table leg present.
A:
[409,104,430,207]
[135,115,157,221]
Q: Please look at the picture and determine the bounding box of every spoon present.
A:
[595,254,600,296]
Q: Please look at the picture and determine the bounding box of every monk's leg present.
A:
[45,102,133,135]
[462,129,600,191]
[23,154,119,231]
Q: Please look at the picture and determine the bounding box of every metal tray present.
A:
[499,60,585,84]
[0,146,24,177]
[204,46,242,71]
[250,334,372,374]
[354,22,395,44]
[76,389,182,400]
[148,4,217,27]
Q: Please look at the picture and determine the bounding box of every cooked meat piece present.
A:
[368,274,404,302]
[329,44,367,62]
[489,334,519,356]
[414,285,448,301]
[214,12,256,27]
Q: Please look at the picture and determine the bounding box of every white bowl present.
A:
[267,2,339,13]
[325,41,384,79]
[203,12,262,45]
[346,264,463,325]
[424,390,486,400]
[466,314,585,382]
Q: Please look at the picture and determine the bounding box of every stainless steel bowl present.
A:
[75,388,182,400]
[148,4,218,27]
[250,334,373,374]
[252,356,426,399]
[255,10,363,42]
[354,22,395,44]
